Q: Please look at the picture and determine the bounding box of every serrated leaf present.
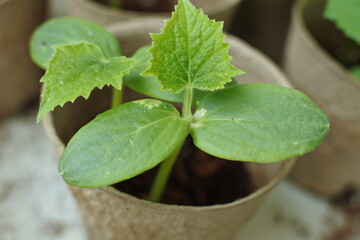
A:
[143,0,243,94]
[59,99,190,187]
[124,45,183,102]
[191,83,330,163]
[124,45,238,104]
[30,17,120,69]
[324,0,360,44]
[37,42,134,122]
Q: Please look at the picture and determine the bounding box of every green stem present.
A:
[148,144,183,202]
[108,0,121,9]
[111,87,123,109]
[182,86,193,121]
[148,86,193,202]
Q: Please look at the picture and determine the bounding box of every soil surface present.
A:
[96,0,177,13]
[113,137,255,206]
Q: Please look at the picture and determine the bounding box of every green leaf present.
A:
[37,42,134,122]
[191,83,330,163]
[124,45,183,102]
[143,0,243,94]
[350,65,360,80]
[59,99,190,187]
[124,45,238,104]
[30,17,120,69]
[324,0,360,44]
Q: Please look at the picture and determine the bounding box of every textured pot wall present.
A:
[231,0,295,64]
[283,0,360,196]
[48,0,67,17]
[43,18,295,240]
[0,0,46,120]
[64,0,241,31]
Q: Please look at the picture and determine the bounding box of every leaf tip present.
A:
[36,115,43,124]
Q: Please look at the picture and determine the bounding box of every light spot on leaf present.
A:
[194,108,207,120]
[191,123,203,128]
[136,99,162,110]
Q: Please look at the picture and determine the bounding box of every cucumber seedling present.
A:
[30,0,329,202]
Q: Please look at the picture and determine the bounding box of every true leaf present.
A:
[124,45,238,104]
[191,83,330,163]
[143,0,243,94]
[324,0,360,44]
[30,17,120,69]
[37,42,134,122]
[124,45,183,103]
[59,99,190,187]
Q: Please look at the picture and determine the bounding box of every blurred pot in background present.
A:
[0,0,46,120]
[64,0,241,31]
[283,0,360,197]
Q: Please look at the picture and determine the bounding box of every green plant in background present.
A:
[324,0,360,79]
[109,0,122,9]
[30,0,330,203]
[350,65,360,79]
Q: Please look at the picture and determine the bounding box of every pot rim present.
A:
[293,0,360,86]
[71,0,242,17]
[42,16,296,213]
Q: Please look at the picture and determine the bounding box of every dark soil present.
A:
[96,0,177,13]
[113,137,255,206]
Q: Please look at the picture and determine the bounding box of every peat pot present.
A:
[43,18,295,240]
[0,0,46,120]
[64,0,241,31]
[283,0,360,196]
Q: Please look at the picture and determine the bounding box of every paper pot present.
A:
[283,0,360,196]
[0,0,46,120]
[43,18,295,240]
[64,0,241,31]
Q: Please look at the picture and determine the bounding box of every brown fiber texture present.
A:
[64,0,241,31]
[283,0,360,196]
[43,18,295,240]
[0,0,46,120]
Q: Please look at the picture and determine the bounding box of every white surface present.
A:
[236,181,348,240]
[0,110,359,240]
[0,111,86,240]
